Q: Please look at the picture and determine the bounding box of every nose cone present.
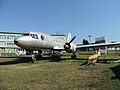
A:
[14,37,25,48]
[14,36,31,49]
[14,38,19,45]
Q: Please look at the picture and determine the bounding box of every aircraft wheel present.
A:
[31,54,37,63]
[71,55,76,59]
[36,54,42,60]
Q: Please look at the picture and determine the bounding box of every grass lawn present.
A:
[0,54,120,90]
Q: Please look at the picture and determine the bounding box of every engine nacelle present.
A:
[70,43,76,52]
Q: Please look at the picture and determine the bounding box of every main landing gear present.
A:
[71,53,77,59]
[28,50,42,63]
[26,50,77,63]
[31,53,42,63]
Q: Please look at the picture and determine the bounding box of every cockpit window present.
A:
[30,34,38,39]
[23,33,29,36]
[41,35,44,41]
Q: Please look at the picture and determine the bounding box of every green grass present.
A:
[0,54,120,90]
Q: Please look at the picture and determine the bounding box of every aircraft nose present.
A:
[14,37,23,46]
[14,36,32,49]
[14,38,19,44]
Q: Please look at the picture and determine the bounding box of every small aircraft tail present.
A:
[67,33,71,42]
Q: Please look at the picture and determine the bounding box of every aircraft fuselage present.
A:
[14,32,66,51]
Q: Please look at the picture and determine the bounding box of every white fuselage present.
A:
[14,32,67,51]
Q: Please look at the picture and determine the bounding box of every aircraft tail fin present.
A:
[67,33,71,42]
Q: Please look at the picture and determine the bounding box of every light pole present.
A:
[88,35,92,44]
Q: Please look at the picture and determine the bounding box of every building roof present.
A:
[51,34,65,36]
[0,31,65,36]
[0,32,22,34]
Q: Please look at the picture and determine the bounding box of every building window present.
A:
[7,35,16,39]
[0,41,6,45]
[7,41,14,45]
[0,35,6,39]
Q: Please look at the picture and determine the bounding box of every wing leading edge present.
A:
[77,42,120,49]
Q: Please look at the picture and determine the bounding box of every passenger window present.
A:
[41,35,44,41]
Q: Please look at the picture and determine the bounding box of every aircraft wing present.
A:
[76,42,120,49]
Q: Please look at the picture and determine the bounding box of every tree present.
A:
[82,39,89,51]
[82,39,89,45]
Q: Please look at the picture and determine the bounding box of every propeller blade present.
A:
[69,36,76,44]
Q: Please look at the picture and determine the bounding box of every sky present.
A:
[0,0,120,44]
